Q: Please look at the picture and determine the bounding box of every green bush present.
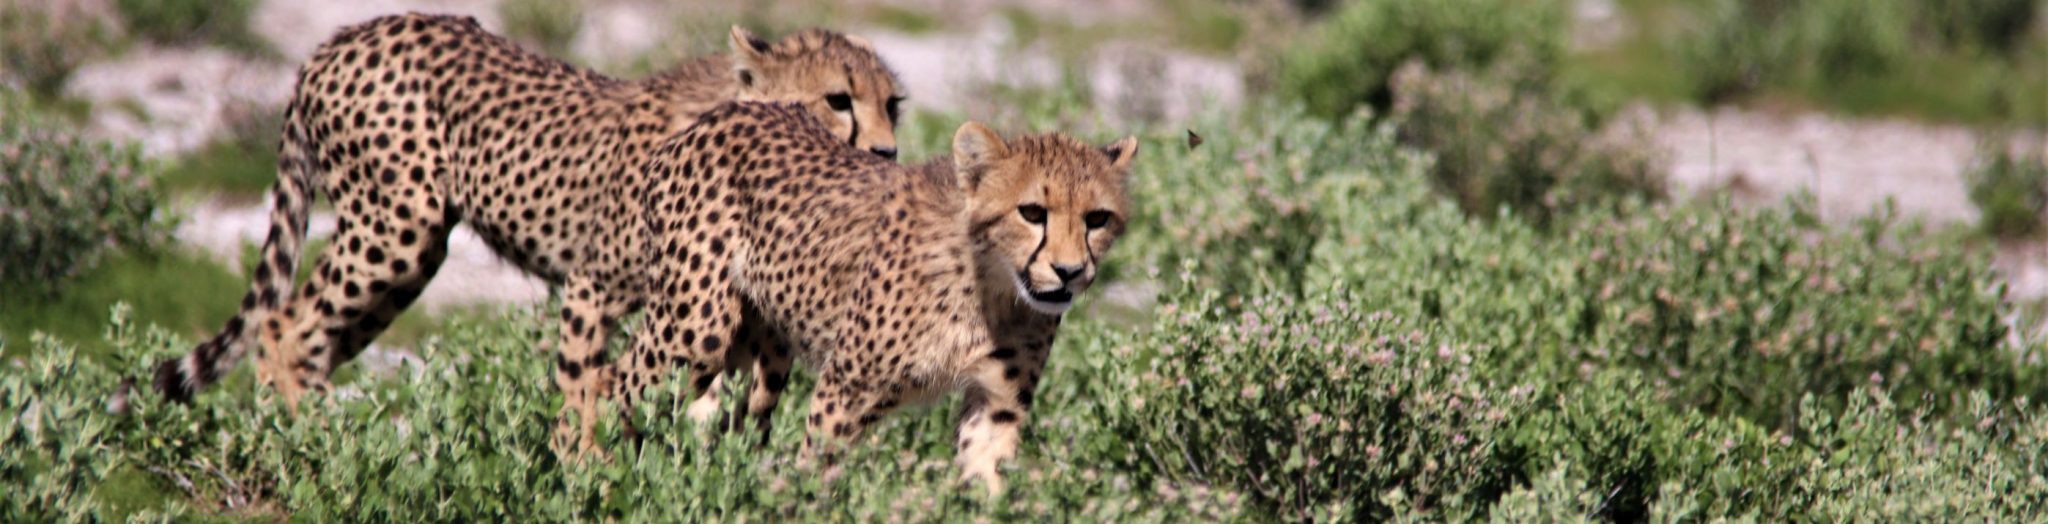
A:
[1966,143,2048,239]
[1794,0,1916,79]
[1670,0,2045,116]
[1925,0,2041,52]
[1273,0,1568,119]
[1804,390,2048,518]
[0,101,166,294]
[1125,105,2035,426]
[1267,0,1659,225]
[1099,106,2047,514]
[1673,0,1788,103]
[1318,195,2035,426]
[114,0,267,55]
[1389,61,1664,225]
[2,334,137,522]
[9,103,2048,520]
[0,2,119,98]
[1500,372,1804,520]
[1089,289,1527,520]
[2,306,1241,520]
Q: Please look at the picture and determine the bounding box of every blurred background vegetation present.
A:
[5,0,2048,520]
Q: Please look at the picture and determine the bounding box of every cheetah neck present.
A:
[640,53,742,133]
[974,247,1063,345]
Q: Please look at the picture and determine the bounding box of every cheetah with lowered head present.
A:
[153,14,906,407]
[586,101,1137,493]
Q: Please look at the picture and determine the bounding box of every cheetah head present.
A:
[729,26,905,160]
[953,122,1138,316]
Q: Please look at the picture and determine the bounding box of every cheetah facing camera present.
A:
[152,13,904,404]
[580,101,1136,494]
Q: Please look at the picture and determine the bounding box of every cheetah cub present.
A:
[593,101,1136,494]
[152,13,906,407]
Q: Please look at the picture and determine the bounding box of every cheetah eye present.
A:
[1084,210,1114,229]
[1017,204,1047,225]
[825,93,852,112]
[885,96,904,122]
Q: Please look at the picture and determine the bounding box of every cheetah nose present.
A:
[1052,263,1085,283]
[869,146,898,160]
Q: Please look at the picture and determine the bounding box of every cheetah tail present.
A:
[154,102,318,403]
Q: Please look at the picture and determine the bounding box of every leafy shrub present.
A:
[1500,372,1805,520]
[1794,0,1916,79]
[1113,104,1409,298]
[1088,289,1527,520]
[114,0,267,55]
[1081,250,2042,521]
[1272,0,1568,119]
[1389,61,1664,225]
[1320,194,2036,426]
[1482,462,1601,523]
[1795,391,2048,519]
[1125,105,2033,427]
[500,0,583,60]
[0,1,119,98]
[1672,0,2042,109]
[1924,0,2040,52]
[1114,105,1384,298]
[1,333,136,522]
[3,306,1241,520]
[0,101,166,294]
[1674,0,1788,103]
[1966,142,2048,239]
[1266,0,1660,225]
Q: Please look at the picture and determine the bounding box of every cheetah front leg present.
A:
[954,342,1050,496]
[799,349,904,467]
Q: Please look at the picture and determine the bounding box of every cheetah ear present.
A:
[953,122,1010,187]
[729,26,773,88]
[1102,135,1139,170]
[842,33,876,51]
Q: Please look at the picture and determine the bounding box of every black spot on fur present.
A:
[558,353,584,380]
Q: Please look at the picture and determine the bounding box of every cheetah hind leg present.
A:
[682,303,793,444]
[315,227,450,388]
[257,209,451,410]
[255,234,362,408]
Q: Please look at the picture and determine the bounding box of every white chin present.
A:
[1012,277,1074,315]
[1023,297,1074,315]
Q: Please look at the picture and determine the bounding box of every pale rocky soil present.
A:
[1646,106,2010,225]
[51,0,2041,322]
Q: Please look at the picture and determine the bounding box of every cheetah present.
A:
[587,101,1137,493]
[152,13,907,408]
